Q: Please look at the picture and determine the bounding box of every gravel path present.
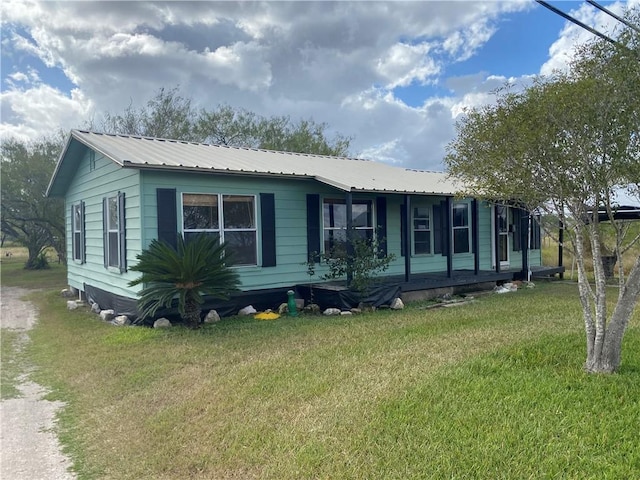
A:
[1,287,76,479]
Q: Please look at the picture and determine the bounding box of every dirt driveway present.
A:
[1,287,76,479]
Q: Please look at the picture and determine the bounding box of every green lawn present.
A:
[3,263,639,479]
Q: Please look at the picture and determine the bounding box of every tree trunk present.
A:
[587,255,640,373]
[574,227,597,363]
[182,295,202,329]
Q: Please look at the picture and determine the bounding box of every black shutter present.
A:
[80,201,86,264]
[118,191,126,273]
[376,197,387,258]
[306,194,321,262]
[512,208,522,252]
[400,203,406,257]
[260,193,276,267]
[102,197,108,268]
[433,202,443,254]
[156,188,178,249]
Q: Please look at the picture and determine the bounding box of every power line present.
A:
[586,0,640,34]
[535,0,618,44]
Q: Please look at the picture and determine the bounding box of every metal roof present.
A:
[48,130,463,196]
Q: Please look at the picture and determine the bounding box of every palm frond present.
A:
[129,235,240,321]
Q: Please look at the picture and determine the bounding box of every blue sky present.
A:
[1,1,636,171]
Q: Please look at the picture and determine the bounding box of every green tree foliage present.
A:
[1,136,65,269]
[307,235,395,293]
[445,9,640,373]
[98,87,353,156]
[129,235,240,328]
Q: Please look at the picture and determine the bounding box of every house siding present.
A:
[65,149,141,298]
[64,153,543,300]
[140,170,342,290]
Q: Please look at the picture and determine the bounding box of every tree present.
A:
[100,86,199,141]
[129,235,240,328]
[445,10,640,373]
[1,136,66,268]
[98,87,353,156]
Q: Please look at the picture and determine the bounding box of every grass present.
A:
[0,246,67,289]
[2,252,638,478]
[12,279,638,479]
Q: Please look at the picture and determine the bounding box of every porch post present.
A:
[494,205,501,273]
[521,210,530,280]
[446,196,453,278]
[404,194,411,282]
[558,220,564,279]
[346,192,353,287]
[472,199,480,275]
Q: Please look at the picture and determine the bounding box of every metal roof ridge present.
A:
[71,129,370,162]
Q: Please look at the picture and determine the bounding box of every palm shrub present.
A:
[129,234,240,328]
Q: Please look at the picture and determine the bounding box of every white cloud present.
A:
[1,0,553,172]
[0,84,94,141]
[376,42,440,88]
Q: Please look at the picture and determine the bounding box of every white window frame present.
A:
[72,203,84,262]
[412,205,432,255]
[181,193,257,267]
[106,195,120,268]
[452,202,471,254]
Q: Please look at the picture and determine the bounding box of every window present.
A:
[323,198,373,254]
[103,193,126,271]
[452,202,470,254]
[106,196,120,267]
[182,193,257,266]
[413,206,431,255]
[72,202,85,262]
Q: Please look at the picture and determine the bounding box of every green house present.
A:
[47,130,554,318]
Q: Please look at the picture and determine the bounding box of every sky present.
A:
[1,0,637,173]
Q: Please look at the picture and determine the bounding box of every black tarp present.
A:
[295,283,402,310]
[83,282,402,326]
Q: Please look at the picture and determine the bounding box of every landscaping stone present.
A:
[66,301,78,310]
[112,315,131,326]
[61,288,75,298]
[278,303,288,314]
[238,305,257,316]
[204,310,220,323]
[358,302,376,313]
[100,309,115,321]
[153,318,171,328]
[90,302,101,314]
[350,308,362,314]
[340,311,352,315]
[323,308,341,316]
[304,303,321,314]
[390,298,404,310]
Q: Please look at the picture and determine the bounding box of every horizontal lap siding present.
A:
[139,172,520,291]
[65,151,141,298]
[141,171,334,290]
